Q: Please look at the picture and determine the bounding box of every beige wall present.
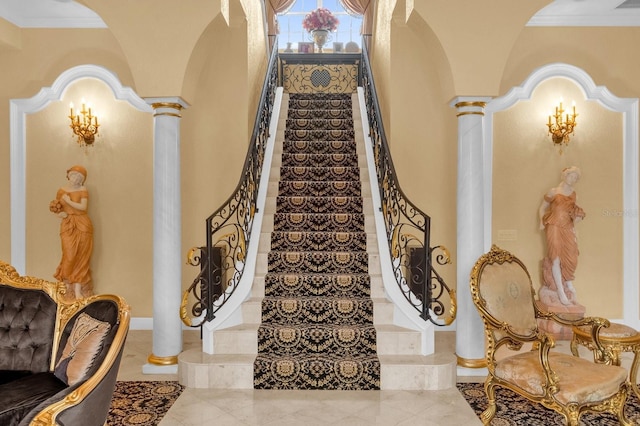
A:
[492,78,623,319]
[1,0,639,324]
[27,80,154,317]
[0,1,267,320]
[367,2,640,323]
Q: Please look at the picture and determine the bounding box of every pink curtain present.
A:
[266,0,297,35]
[338,0,373,36]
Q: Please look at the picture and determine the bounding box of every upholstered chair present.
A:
[469,245,631,426]
[0,261,130,426]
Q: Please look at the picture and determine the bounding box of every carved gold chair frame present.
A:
[470,245,631,426]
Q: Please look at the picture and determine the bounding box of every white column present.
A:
[143,98,189,374]
[451,97,491,375]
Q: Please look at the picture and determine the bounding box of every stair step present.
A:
[263,273,371,298]
[257,323,377,355]
[278,180,362,197]
[260,296,373,324]
[273,213,365,232]
[375,324,423,355]
[274,196,364,213]
[379,353,457,390]
[177,351,457,390]
[270,231,367,251]
[282,140,357,154]
[284,128,355,142]
[281,152,358,167]
[285,118,354,130]
[288,99,353,110]
[178,351,255,389]
[279,166,360,181]
[267,251,368,274]
[211,323,259,354]
[253,353,380,390]
[287,109,352,119]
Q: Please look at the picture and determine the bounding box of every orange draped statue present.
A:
[50,165,94,300]
[538,166,585,306]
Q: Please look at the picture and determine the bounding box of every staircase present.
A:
[178,92,457,390]
[253,93,379,389]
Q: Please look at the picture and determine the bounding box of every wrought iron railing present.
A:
[360,40,456,326]
[180,38,279,327]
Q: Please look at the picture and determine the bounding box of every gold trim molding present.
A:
[153,112,182,118]
[454,101,487,109]
[151,102,183,118]
[147,353,179,366]
[151,102,184,111]
[456,354,487,368]
[456,111,484,117]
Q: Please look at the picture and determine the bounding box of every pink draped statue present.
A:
[538,166,585,305]
[50,165,94,300]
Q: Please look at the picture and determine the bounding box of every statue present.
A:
[538,166,586,306]
[49,165,94,300]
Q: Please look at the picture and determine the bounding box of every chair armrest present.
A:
[536,333,561,395]
[25,294,130,426]
[538,311,612,363]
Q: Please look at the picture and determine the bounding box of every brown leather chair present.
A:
[0,260,130,426]
[469,245,631,426]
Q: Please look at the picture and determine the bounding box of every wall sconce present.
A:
[69,99,99,146]
[547,98,577,148]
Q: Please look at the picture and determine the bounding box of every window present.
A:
[277,0,363,51]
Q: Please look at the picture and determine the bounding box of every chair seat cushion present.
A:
[496,351,628,405]
[0,371,67,425]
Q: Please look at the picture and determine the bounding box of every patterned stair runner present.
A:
[253,93,381,390]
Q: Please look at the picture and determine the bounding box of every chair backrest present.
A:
[0,262,63,373]
[470,245,538,340]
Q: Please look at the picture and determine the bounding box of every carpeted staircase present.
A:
[253,93,381,390]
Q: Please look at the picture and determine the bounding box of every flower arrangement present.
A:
[302,8,339,33]
[49,199,63,214]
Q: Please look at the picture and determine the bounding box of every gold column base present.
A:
[456,354,487,369]
[147,353,178,366]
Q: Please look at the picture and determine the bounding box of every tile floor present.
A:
[117,330,484,426]
[118,328,637,425]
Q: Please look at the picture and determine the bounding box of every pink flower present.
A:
[302,8,339,32]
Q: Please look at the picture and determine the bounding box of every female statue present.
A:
[49,165,94,300]
[538,166,585,305]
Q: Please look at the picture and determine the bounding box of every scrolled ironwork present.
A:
[181,38,279,328]
[360,38,456,326]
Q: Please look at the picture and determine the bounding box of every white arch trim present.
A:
[484,62,639,328]
[10,64,152,274]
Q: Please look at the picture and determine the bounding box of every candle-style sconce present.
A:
[68,99,99,146]
[547,98,577,149]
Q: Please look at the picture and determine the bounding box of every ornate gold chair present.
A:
[469,245,631,426]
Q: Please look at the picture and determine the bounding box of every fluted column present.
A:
[143,98,189,374]
[451,97,491,375]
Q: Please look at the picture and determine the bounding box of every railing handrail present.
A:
[206,41,279,226]
[360,38,456,326]
[181,37,280,327]
[360,46,431,231]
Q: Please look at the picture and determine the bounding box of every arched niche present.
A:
[10,64,152,275]
[484,63,639,327]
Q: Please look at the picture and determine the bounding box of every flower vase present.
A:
[311,29,329,53]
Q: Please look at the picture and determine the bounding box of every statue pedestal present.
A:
[536,287,586,340]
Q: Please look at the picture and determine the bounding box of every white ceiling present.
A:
[0,0,639,28]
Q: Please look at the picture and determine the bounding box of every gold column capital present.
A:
[450,97,492,117]
[145,97,189,118]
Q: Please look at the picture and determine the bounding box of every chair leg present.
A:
[480,380,497,425]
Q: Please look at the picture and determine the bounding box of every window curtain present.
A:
[266,0,297,35]
[338,0,373,36]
